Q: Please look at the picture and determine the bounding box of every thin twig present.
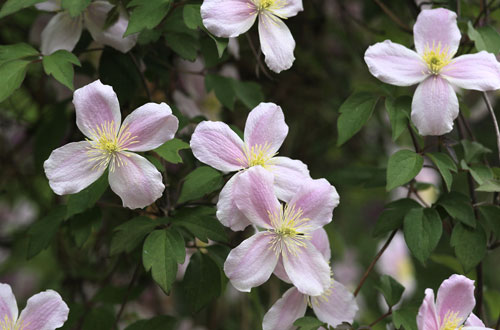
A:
[354,229,398,297]
[372,0,412,34]
[407,123,421,153]
[128,52,152,101]
[245,34,274,80]
[482,92,500,164]
[369,308,393,327]
[114,263,142,329]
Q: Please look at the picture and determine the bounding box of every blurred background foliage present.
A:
[1,0,500,329]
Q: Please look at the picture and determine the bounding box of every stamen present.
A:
[248,0,288,19]
[421,41,453,75]
[0,315,30,330]
[440,310,463,330]
[237,142,277,168]
[309,277,335,306]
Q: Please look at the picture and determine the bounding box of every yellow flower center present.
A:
[258,0,274,9]
[267,204,311,256]
[86,120,139,172]
[440,310,463,330]
[0,315,29,330]
[309,278,335,306]
[252,0,287,16]
[422,42,453,75]
[238,143,276,168]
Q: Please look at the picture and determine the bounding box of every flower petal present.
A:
[312,281,358,327]
[244,103,288,155]
[35,0,61,11]
[273,256,291,283]
[262,287,307,330]
[270,0,303,18]
[364,40,428,86]
[311,228,331,261]
[287,178,339,230]
[442,52,500,91]
[120,102,178,152]
[411,76,458,136]
[270,157,310,202]
[18,290,69,330]
[216,173,252,231]
[84,1,138,53]
[190,121,246,172]
[413,8,461,56]
[73,80,121,139]
[435,274,475,327]
[465,313,485,327]
[283,242,331,296]
[0,283,18,325]
[44,141,106,195]
[417,289,439,330]
[201,0,257,38]
[173,90,203,119]
[224,232,279,292]
[258,13,295,73]
[234,166,280,228]
[40,12,83,55]
[108,152,165,209]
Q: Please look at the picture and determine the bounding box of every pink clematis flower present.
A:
[223,166,339,296]
[200,0,303,73]
[263,228,358,330]
[44,80,179,209]
[365,8,500,136]
[190,102,310,231]
[36,0,137,55]
[417,274,492,330]
[0,283,69,330]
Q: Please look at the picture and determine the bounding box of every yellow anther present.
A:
[0,315,29,330]
[440,310,463,330]
[267,204,311,256]
[422,41,453,75]
[237,142,276,168]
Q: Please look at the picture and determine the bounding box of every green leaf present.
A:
[0,43,39,65]
[182,252,221,312]
[467,22,500,54]
[430,253,464,274]
[476,179,500,192]
[293,316,325,330]
[165,32,199,61]
[42,50,81,90]
[27,206,67,259]
[437,192,476,228]
[427,152,457,191]
[450,223,487,273]
[143,229,185,293]
[183,4,202,30]
[177,166,223,204]
[485,291,500,320]
[66,175,108,219]
[385,96,411,141]
[0,0,45,18]
[154,138,190,164]
[463,163,494,185]
[461,140,491,163]
[478,205,500,239]
[386,150,424,191]
[34,106,68,168]
[403,208,442,264]
[0,60,31,102]
[172,207,228,243]
[373,199,422,237]
[207,33,228,58]
[205,74,235,110]
[337,92,379,146]
[232,80,264,109]
[110,216,161,255]
[124,316,177,330]
[393,307,418,330]
[61,0,91,17]
[377,275,405,307]
[68,207,101,248]
[125,0,172,36]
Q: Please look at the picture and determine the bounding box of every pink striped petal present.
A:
[40,12,83,55]
[258,13,295,73]
[0,283,18,326]
[271,157,310,202]
[35,0,61,11]
[73,80,121,139]
[18,290,69,330]
[244,103,288,156]
[190,121,246,172]
[201,0,257,38]
[108,152,165,209]
[273,256,291,283]
[216,173,252,231]
[435,274,475,328]
[417,289,439,330]
[312,281,358,327]
[224,232,279,292]
[283,242,331,296]
[234,166,280,229]
[120,102,178,152]
[411,76,458,136]
[270,0,303,18]
[287,179,339,230]
[44,141,106,195]
[413,8,461,56]
[465,313,485,327]
[442,52,500,91]
[311,228,331,261]
[85,1,138,53]
[364,40,428,86]
[262,287,307,330]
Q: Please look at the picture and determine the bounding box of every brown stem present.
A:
[369,308,393,327]
[114,263,142,329]
[407,123,421,153]
[482,92,500,165]
[128,52,152,101]
[245,34,274,80]
[354,229,398,297]
[372,0,412,34]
